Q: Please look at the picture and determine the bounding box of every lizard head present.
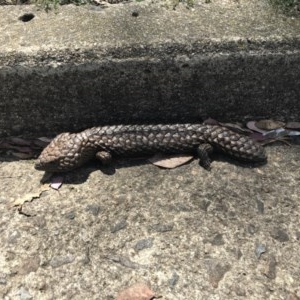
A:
[35,132,94,172]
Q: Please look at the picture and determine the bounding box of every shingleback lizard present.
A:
[34,124,267,172]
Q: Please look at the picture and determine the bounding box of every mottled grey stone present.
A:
[211,233,225,246]
[271,228,289,242]
[65,211,76,220]
[248,224,258,235]
[169,271,179,288]
[108,255,143,269]
[149,223,174,233]
[264,256,277,279]
[7,231,21,244]
[0,274,7,285]
[256,197,264,214]
[85,204,101,216]
[110,218,127,233]
[134,238,154,251]
[18,256,40,275]
[50,255,75,268]
[18,287,33,300]
[205,260,231,288]
[255,243,267,259]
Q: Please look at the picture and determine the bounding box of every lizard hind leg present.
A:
[197,143,214,170]
[96,151,112,165]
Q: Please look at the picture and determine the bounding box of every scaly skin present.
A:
[34,124,267,172]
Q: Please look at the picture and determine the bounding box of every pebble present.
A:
[149,223,174,233]
[255,243,266,259]
[169,271,179,288]
[65,211,76,220]
[134,238,154,251]
[271,228,289,242]
[205,260,231,288]
[50,255,75,268]
[8,230,21,244]
[256,197,264,214]
[211,233,225,246]
[18,287,33,300]
[85,204,101,216]
[110,218,128,233]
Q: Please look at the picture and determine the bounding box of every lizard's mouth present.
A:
[34,160,43,170]
[34,159,64,172]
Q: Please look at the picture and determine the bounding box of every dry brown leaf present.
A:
[13,184,50,207]
[149,153,193,168]
[246,121,267,134]
[285,122,300,130]
[116,283,156,300]
[255,119,285,130]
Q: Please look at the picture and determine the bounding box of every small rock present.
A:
[255,243,266,259]
[109,255,142,269]
[256,197,264,214]
[199,200,211,211]
[7,230,21,244]
[205,260,231,288]
[19,256,40,275]
[65,211,76,220]
[271,228,289,242]
[233,248,243,260]
[18,287,33,300]
[85,204,101,216]
[81,248,91,265]
[0,274,7,285]
[264,256,277,279]
[173,203,193,212]
[169,271,179,288]
[50,255,75,268]
[248,224,257,235]
[234,285,246,296]
[211,234,224,246]
[134,238,154,251]
[149,223,174,233]
[110,218,127,233]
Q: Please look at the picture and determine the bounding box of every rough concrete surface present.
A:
[1,0,300,136]
[0,144,300,299]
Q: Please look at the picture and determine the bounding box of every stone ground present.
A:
[0,144,300,299]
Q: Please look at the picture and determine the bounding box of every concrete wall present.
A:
[1,2,300,137]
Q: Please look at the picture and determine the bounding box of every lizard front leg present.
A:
[96,151,112,165]
[197,143,214,170]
